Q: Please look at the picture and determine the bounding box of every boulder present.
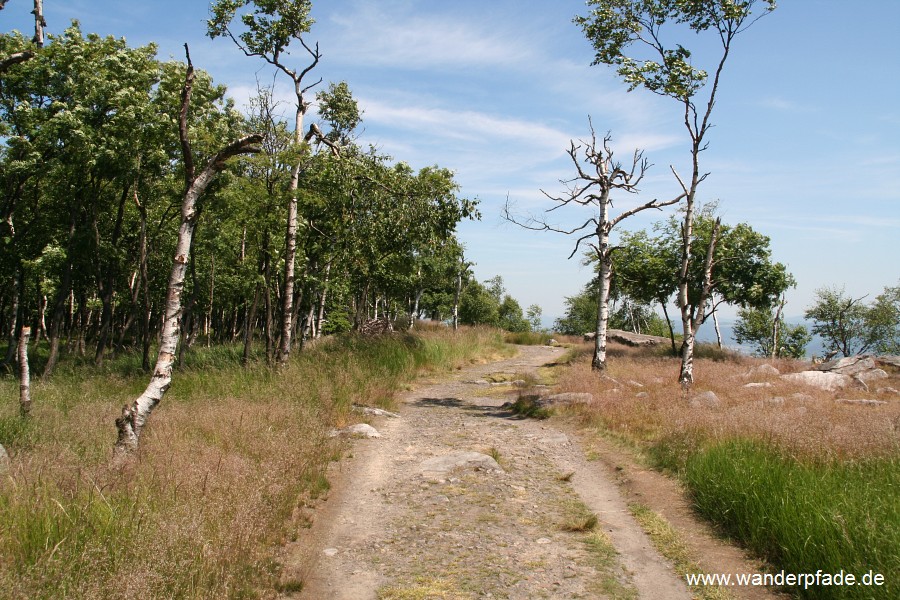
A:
[607,329,668,347]
[814,355,875,376]
[875,355,900,369]
[876,386,900,397]
[857,368,889,383]
[689,391,721,408]
[747,364,780,378]
[781,371,851,392]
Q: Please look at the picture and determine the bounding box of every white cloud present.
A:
[324,1,539,71]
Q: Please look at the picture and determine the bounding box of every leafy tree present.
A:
[526,304,543,332]
[458,280,499,327]
[208,0,326,365]
[554,285,598,336]
[498,295,529,333]
[805,284,900,357]
[734,306,810,359]
[868,282,900,354]
[613,210,793,351]
[576,0,776,384]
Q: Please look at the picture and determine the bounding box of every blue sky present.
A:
[4,0,899,327]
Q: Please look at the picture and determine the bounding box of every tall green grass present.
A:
[685,440,899,599]
[0,327,506,599]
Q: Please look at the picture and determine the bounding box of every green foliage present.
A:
[554,285,598,336]
[316,81,361,142]
[498,295,529,333]
[575,0,776,100]
[734,306,810,358]
[805,287,875,357]
[804,283,900,357]
[686,440,898,600]
[868,282,900,354]
[526,304,543,331]
[207,0,314,61]
[613,211,794,327]
[458,280,500,327]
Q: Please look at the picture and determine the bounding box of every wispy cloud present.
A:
[324,1,538,71]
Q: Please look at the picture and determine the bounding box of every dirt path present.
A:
[282,345,700,599]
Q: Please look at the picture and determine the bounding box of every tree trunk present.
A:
[678,218,720,386]
[315,261,330,338]
[591,212,612,372]
[771,294,786,359]
[18,326,31,417]
[453,269,462,331]
[114,48,261,455]
[242,284,260,365]
[43,214,76,378]
[660,301,677,355]
[712,308,723,349]
[2,269,19,367]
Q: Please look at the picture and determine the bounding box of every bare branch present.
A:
[179,44,196,187]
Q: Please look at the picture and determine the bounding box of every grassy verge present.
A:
[685,440,898,600]
[545,342,900,599]
[0,327,506,600]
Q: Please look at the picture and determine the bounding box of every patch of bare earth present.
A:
[280,346,775,599]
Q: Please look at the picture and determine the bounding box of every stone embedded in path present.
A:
[352,405,401,418]
[781,371,851,392]
[419,451,503,480]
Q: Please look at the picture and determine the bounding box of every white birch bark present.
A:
[18,326,31,417]
[115,49,261,455]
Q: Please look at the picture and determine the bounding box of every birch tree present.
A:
[208,0,323,366]
[576,0,776,384]
[115,47,262,455]
[505,124,683,371]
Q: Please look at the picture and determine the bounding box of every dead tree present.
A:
[505,122,684,371]
[115,46,262,455]
[0,0,45,73]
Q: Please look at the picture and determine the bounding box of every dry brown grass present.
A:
[556,342,900,463]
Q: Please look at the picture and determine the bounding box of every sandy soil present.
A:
[280,345,781,599]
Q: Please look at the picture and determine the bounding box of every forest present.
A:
[0,3,492,382]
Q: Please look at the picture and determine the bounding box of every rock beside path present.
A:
[329,423,381,438]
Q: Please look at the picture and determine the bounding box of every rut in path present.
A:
[289,345,692,599]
